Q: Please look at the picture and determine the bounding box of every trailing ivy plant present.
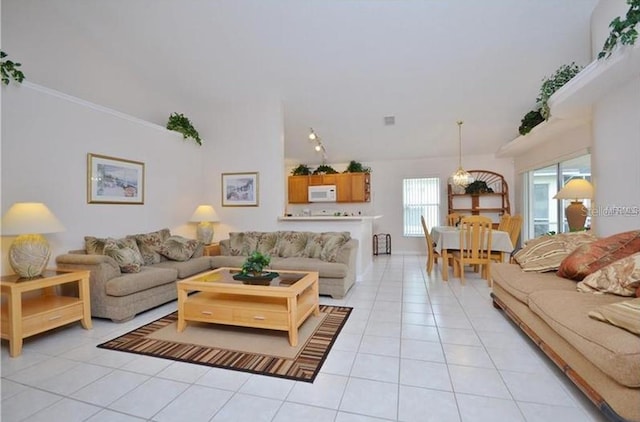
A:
[1,51,25,85]
[166,112,202,146]
[536,62,583,120]
[518,109,545,135]
[598,0,640,59]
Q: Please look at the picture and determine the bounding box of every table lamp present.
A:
[1,202,66,278]
[553,179,594,231]
[190,205,219,244]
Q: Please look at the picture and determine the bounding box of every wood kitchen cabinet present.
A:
[288,175,309,203]
[287,173,371,203]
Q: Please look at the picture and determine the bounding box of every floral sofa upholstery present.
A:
[210,231,358,299]
[491,231,640,422]
[56,228,213,322]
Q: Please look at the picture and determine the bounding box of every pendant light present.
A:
[451,120,474,187]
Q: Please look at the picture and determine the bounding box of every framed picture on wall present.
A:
[87,153,145,204]
[221,172,259,207]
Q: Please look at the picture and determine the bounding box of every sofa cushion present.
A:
[304,232,350,262]
[274,231,309,258]
[491,263,577,304]
[85,236,110,255]
[103,238,144,273]
[151,256,213,279]
[129,228,171,265]
[558,230,640,281]
[158,235,200,261]
[105,266,178,297]
[270,257,348,279]
[589,298,640,336]
[228,232,245,256]
[513,232,595,272]
[577,252,640,296]
[528,290,640,387]
[241,231,278,256]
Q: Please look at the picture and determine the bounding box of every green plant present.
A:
[166,112,202,146]
[313,164,338,174]
[518,109,545,135]
[465,180,494,194]
[344,160,371,173]
[1,51,25,85]
[598,0,640,59]
[291,164,312,176]
[537,62,583,120]
[241,251,271,275]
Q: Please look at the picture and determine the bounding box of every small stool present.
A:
[373,233,391,255]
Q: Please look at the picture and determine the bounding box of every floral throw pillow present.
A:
[274,231,309,257]
[241,232,278,256]
[158,236,200,261]
[558,230,640,281]
[588,298,640,335]
[304,232,350,262]
[130,228,171,265]
[103,238,144,273]
[577,252,640,296]
[228,232,245,256]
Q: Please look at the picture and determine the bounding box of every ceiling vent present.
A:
[384,116,395,126]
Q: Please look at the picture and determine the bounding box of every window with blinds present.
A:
[403,177,440,237]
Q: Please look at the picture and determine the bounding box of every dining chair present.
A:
[420,215,441,274]
[451,216,493,286]
[490,214,512,264]
[507,214,523,247]
[446,213,462,226]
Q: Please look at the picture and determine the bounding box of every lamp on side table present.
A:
[554,179,594,232]
[190,204,219,245]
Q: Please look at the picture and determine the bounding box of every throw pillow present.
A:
[513,232,595,272]
[130,228,171,265]
[103,238,144,273]
[577,252,640,296]
[588,298,640,335]
[304,232,350,262]
[85,236,109,255]
[558,230,640,281]
[228,232,245,256]
[273,231,309,257]
[158,235,200,261]
[241,232,278,256]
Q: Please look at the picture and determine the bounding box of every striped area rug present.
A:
[97,305,352,383]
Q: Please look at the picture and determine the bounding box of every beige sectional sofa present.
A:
[56,228,213,322]
[210,231,358,299]
[492,262,640,422]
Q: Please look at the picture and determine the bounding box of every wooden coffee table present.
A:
[176,268,320,346]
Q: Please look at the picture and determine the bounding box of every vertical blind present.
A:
[403,177,440,236]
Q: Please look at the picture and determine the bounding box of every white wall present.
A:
[590,0,640,235]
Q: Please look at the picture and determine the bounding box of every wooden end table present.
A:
[1,269,92,357]
[177,267,319,346]
[202,243,221,256]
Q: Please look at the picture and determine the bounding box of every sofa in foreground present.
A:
[56,228,213,322]
[491,231,640,422]
[210,231,358,299]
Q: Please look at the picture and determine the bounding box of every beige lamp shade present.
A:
[1,202,66,278]
[190,205,219,245]
[554,179,594,232]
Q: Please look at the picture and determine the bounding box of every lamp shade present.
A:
[190,205,219,222]
[1,202,65,235]
[554,179,594,201]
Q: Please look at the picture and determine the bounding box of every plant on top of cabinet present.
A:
[598,0,640,59]
[313,164,338,175]
[291,164,312,176]
[537,62,583,120]
[344,160,371,173]
[166,112,202,146]
[1,51,25,85]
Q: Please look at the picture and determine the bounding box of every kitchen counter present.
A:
[277,215,383,279]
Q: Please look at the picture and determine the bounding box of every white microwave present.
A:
[308,185,337,202]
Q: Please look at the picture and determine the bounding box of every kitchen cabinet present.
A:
[287,173,371,203]
[288,176,309,203]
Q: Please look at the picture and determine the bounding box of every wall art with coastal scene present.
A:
[87,153,145,204]
[221,172,259,207]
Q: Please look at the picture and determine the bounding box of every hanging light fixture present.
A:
[309,128,328,161]
[451,120,474,187]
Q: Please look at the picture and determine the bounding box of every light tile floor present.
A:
[1,255,609,422]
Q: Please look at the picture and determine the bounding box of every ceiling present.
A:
[2,0,598,165]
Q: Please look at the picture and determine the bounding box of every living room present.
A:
[2,1,639,421]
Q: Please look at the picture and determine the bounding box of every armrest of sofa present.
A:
[336,238,358,266]
[55,253,122,294]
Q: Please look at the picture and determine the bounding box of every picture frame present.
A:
[87,153,145,204]
[221,172,259,207]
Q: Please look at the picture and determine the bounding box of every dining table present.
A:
[430,226,514,281]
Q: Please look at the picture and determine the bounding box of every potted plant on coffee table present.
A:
[233,251,278,284]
